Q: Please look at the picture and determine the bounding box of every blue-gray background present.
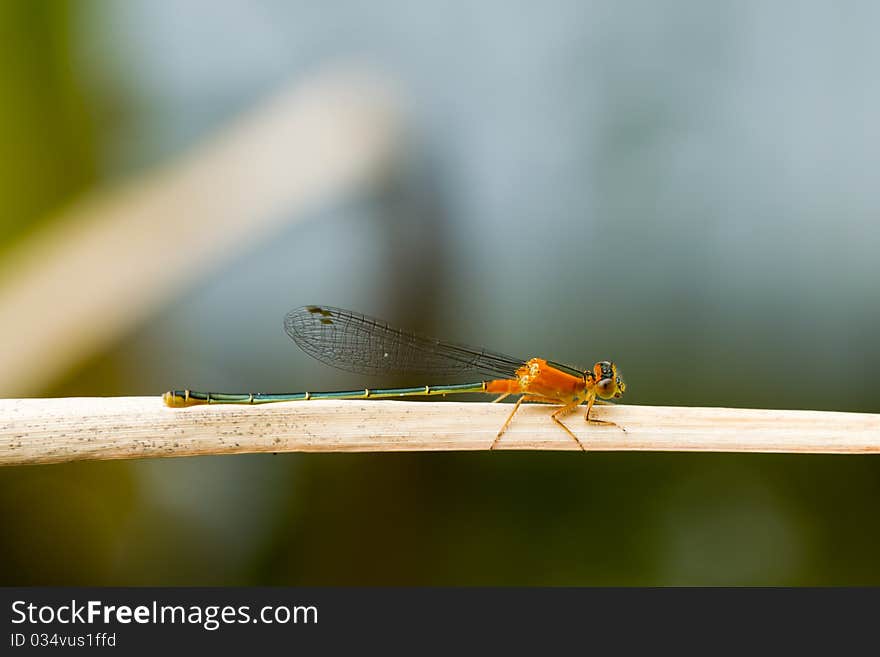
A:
[1,1,878,584]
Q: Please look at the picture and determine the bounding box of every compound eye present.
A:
[596,378,615,398]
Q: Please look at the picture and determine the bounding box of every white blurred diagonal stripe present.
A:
[0,68,404,395]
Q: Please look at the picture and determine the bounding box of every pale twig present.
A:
[1,398,878,466]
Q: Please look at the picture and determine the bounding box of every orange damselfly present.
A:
[164,305,626,450]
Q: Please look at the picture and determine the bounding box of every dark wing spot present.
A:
[319,318,333,325]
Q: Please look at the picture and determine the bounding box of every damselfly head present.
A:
[592,361,625,399]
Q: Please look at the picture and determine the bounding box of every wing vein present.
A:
[283,305,529,379]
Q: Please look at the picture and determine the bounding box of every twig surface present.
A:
[1,397,878,466]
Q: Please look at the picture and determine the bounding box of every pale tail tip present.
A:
[163,391,186,407]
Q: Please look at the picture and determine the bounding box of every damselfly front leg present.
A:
[583,395,626,433]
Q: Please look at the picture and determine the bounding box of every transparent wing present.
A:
[283,305,532,379]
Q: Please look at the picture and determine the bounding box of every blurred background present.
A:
[1,0,879,585]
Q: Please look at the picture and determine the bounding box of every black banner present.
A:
[2,588,876,653]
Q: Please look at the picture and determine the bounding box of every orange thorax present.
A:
[486,358,587,403]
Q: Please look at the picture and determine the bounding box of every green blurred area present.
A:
[1,1,879,587]
[0,1,96,248]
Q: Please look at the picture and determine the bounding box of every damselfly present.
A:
[164,305,626,450]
